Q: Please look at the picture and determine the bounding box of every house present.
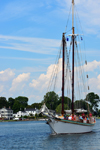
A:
[25,108,39,116]
[0,107,13,120]
[13,108,39,118]
[13,111,27,118]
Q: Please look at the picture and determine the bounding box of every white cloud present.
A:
[0,68,15,81]
[75,60,100,73]
[29,58,62,91]
[29,59,100,92]
[0,34,61,55]
[29,58,100,103]
[89,74,100,94]
[29,73,49,91]
[10,73,30,92]
[84,60,100,72]
[28,59,62,103]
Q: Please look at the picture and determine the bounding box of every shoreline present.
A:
[0,118,48,122]
[0,117,100,122]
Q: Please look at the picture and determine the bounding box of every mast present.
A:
[72,0,74,114]
[61,33,65,115]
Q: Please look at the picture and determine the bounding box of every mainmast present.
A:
[62,0,75,115]
[72,0,75,114]
[61,33,65,115]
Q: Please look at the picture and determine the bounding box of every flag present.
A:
[66,38,69,41]
[81,37,83,40]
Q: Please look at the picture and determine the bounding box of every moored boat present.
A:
[40,0,96,134]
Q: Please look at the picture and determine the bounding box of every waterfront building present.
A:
[0,107,13,120]
[13,108,39,118]
[25,108,39,116]
[13,110,27,118]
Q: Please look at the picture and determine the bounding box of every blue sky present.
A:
[0,0,100,106]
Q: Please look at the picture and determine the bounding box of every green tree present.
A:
[0,97,8,108]
[56,103,69,114]
[74,99,88,110]
[58,96,71,109]
[85,92,100,111]
[12,100,20,113]
[15,96,28,110]
[42,91,59,110]
[27,103,42,109]
[8,97,15,109]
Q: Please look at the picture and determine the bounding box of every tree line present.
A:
[42,91,100,115]
[0,91,100,115]
[0,96,28,113]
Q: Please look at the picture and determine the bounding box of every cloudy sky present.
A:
[0,0,100,106]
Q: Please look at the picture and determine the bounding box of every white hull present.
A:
[41,104,95,134]
[48,118,95,134]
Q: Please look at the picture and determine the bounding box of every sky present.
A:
[0,0,100,106]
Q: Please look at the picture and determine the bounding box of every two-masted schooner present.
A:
[40,0,95,134]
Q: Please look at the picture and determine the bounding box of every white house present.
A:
[0,107,13,120]
[13,108,39,118]
[25,108,39,116]
[13,111,27,118]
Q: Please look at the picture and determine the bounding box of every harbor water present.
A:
[0,119,100,150]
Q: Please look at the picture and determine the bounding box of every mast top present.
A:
[72,0,74,34]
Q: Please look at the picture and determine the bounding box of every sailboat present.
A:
[40,0,96,134]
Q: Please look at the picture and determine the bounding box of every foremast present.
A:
[72,0,75,114]
[61,33,65,115]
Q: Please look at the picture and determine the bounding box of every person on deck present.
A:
[68,115,72,120]
[86,115,89,123]
[83,117,87,123]
[89,112,92,117]
[72,114,74,121]
[82,113,85,119]
[79,115,83,122]
[74,114,76,121]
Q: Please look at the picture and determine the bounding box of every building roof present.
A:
[0,107,13,111]
[6,108,13,111]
